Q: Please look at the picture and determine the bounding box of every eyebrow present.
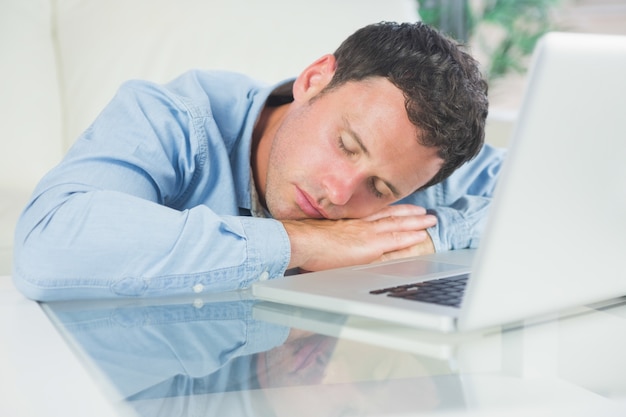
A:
[343,117,403,199]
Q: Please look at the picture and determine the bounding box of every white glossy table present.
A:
[2,275,626,417]
[0,277,129,416]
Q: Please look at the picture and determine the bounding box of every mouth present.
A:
[295,187,327,219]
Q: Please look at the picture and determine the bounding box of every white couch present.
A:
[0,0,423,275]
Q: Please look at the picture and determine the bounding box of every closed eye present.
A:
[368,178,385,199]
[338,130,401,200]
[337,136,357,156]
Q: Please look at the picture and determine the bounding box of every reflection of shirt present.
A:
[50,296,289,417]
[13,70,505,301]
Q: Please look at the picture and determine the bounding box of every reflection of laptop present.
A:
[252,300,498,360]
[253,32,626,333]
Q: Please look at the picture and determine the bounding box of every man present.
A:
[13,22,504,301]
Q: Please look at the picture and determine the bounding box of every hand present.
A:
[281,204,437,272]
[373,235,435,263]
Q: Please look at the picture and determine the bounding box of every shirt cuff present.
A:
[238,216,291,286]
[427,196,491,251]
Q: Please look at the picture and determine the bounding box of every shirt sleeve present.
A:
[12,77,291,301]
[398,144,507,252]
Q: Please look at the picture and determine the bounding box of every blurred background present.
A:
[418,0,626,143]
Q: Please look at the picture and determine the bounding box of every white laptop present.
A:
[252,32,626,333]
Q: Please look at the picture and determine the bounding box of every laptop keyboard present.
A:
[369,274,469,308]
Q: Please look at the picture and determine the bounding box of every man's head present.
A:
[253,21,488,221]
[324,21,488,188]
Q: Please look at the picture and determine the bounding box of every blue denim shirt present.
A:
[13,70,505,301]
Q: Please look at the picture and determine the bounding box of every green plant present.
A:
[418,0,562,81]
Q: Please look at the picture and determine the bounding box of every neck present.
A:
[251,103,289,206]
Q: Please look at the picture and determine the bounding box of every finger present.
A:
[373,229,431,256]
[371,212,438,233]
[362,204,427,221]
[375,239,435,263]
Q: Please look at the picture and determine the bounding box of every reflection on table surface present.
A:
[42,291,626,417]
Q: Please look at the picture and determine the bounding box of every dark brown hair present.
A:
[325,21,488,188]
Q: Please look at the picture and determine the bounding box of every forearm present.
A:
[13,188,290,301]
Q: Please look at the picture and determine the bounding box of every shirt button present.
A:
[192,299,204,309]
[192,283,204,293]
[259,271,270,281]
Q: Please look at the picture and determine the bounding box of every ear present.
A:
[292,54,337,102]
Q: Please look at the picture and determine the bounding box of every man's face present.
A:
[261,70,443,220]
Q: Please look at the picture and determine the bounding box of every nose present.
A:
[323,170,364,206]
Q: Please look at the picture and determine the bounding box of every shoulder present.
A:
[166,70,267,102]
[115,70,267,110]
